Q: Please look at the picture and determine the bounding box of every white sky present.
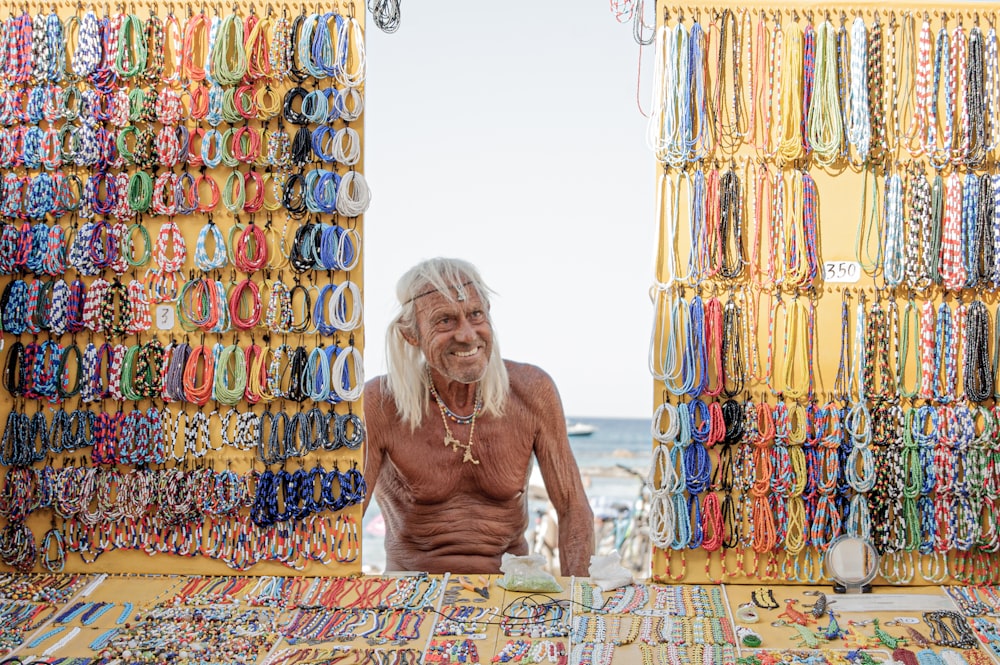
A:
[362,2,656,419]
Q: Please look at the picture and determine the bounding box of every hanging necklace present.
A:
[719,164,744,280]
[886,12,901,155]
[721,292,745,398]
[427,371,482,464]
[966,24,986,166]
[906,166,932,288]
[867,14,886,160]
[714,8,744,156]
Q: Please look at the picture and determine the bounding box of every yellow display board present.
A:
[0,0,367,576]
[648,0,1000,585]
[5,572,996,663]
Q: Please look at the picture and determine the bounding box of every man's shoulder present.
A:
[363,376,393,408]
[502,360,554,384]
[502,361,559,401]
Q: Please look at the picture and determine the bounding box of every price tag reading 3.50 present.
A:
[824,261,862,283]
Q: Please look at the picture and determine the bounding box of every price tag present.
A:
[155,305,175,330]
[823,261,862,283]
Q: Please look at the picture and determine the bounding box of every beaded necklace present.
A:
[765,12,783,161]
[868,15,887,159]
[714,9,744,156]
[908,15,932,156]
[927,21,955,168]
[886,12,914,157]
[747,11,764,153]
[808,19,842,165]
[776,20,804,165]
[847,17,871,165]
[964,301,993,402]
[884,170,906,287]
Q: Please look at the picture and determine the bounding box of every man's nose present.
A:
[454,315,477,342]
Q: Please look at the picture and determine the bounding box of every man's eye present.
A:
[469,310,485,321]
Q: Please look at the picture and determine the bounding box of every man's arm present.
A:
[528,371,594,577]
[362,378,389,514]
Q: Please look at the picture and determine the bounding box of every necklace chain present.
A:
[427,371,482,464]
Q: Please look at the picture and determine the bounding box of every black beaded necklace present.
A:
[719,166,745,280]
[721,294,745,398]
[922,610,978,649]
[963,300,993,402]
[750,587,779,610]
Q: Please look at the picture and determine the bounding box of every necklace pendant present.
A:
[462,447,480,465]
[444,434,460,451]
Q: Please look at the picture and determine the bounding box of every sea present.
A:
[361,416,651,574]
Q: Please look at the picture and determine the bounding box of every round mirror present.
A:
[825,536,879,590]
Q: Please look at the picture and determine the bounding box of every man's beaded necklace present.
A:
[427,370,483,464]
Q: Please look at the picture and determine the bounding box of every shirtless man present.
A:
[363,258,594,575]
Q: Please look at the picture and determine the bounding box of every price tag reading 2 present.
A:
[824,261,862,283]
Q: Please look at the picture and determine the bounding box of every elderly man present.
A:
[363,257,594,575]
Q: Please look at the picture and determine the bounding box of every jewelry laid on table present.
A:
[526,640,567,664]
[493,640,531,664]
[970,617,1000,659]
[52,601,90,625]
[502,599,571,638]
[24,624,68,649]
[923,610,979,649]
[736,625,762,647]
[0,574,88,603]
[600,583,649,614]
[735,603,760,623]
[115,601,134,624]
[101,606,279,663]
[78,600,115,625]
[751,587,779,610]
[610,615,640,646]
[946,587,994,617]
[89,627,120,651]
[802,590,834,618]
[434,605,497,637]
[577,581,605,612]
[427,639,482,664]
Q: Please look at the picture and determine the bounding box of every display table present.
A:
[1,573,998,664]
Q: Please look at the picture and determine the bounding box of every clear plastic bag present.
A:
[588,550,633,592]
[496,553,563,593]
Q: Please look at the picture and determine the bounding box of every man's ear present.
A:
[401,328,419,347]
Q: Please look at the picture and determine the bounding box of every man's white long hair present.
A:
[386,258,510,429]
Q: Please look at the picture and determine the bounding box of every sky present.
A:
[362,2,657,419]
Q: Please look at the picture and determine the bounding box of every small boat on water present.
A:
[566,420,596,436]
